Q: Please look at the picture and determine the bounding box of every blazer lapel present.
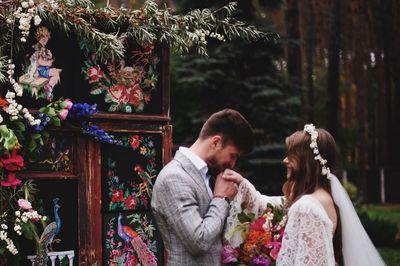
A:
[173,151,210,199]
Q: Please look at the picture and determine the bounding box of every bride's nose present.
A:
[283,157,289,164]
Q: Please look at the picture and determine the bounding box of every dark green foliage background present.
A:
[170,0,302,195]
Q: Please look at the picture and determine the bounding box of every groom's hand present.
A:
[214,173,238,201]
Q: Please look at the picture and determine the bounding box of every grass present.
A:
[378,248,400,266]
[365,204,400,265]
[364,204,400,239]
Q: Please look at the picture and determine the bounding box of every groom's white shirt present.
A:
[178,146,213,198]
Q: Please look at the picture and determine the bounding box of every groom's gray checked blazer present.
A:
[151,151,229,266]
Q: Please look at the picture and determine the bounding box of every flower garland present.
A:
[303,124,331,178]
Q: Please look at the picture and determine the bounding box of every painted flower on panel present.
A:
[86,65,104,84]
[82,43,159,113]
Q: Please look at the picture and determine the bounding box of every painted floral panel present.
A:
[102,132,162,211]
[103,212,162,266]
[25,135,73,172]
[81,42,162,114]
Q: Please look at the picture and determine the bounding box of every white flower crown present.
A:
[303,124,331,180]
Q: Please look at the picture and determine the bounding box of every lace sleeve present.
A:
[277,199,335,266]
[224,179,283,247]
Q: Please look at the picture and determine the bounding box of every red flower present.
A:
[111,189,124,203]
[250,216,267,231]
[134,165,144,173]
[1,172,22,188]
[144,94,151,103]
[108,84,130,104]
[128,84,144,107]
[86,65,104,84]
[124,196,137,210]
[128,135,141,149]
[1,149,24,171]
[0,97,9,108]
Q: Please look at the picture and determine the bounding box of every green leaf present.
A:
[47,107,56,117]
[59,101,67,109]
[51,117,61,127]
[90,88,104,95]
[29,139,38,152]
[15,121,26,131]
[238,211,255,223]
[32,133,41,140]
[22,222,34,240]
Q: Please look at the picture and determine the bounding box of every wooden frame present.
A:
[79,123,172,265]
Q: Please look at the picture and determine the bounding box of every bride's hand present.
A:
[222,169,244,184]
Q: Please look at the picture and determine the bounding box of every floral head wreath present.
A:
[303,124,331,180]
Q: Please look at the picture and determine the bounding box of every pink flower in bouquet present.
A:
[58,109,69,120]
[64,98,73,110]
[250,255,270,266]
[18,199,32,210]
[266,241,282,261]
[222,245,239,264]
[250,216,267,231]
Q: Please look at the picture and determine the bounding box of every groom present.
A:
[151,109,254,265]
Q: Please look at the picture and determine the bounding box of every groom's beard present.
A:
[206,155,226,177]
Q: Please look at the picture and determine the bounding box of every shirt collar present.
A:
[178,147,208,177]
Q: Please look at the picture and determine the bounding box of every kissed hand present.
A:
[221,169,244,185]
[213,172,238,201]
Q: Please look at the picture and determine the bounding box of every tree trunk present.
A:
[304,0,316,122]
[285,0,303,102]
[326,0,341,137]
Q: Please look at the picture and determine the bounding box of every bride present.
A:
[223,124,385,266]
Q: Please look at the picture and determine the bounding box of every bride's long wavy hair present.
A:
[282,128,343,265]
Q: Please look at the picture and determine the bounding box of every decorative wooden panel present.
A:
[103,211,163,266]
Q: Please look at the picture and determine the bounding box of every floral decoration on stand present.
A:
[105,212,157,266]
[0,181,47,264]
[82,43,159,113]
[223,202,288,266]
[106,134,157,211]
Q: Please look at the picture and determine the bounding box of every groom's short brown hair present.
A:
[199,109,254,154]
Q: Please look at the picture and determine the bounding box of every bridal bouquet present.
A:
[223,202,288,265]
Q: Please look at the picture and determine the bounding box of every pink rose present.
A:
[18,199,32,210]
[64,98,73,110]
[58,109,69,120]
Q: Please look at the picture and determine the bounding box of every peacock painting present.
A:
[35,198,62,265]
[117,213,157,266]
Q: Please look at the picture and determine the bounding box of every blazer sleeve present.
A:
[153,170,229,256]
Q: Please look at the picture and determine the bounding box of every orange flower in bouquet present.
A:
[223,202,288,266]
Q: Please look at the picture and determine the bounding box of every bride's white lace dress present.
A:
[224,176,386,266]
